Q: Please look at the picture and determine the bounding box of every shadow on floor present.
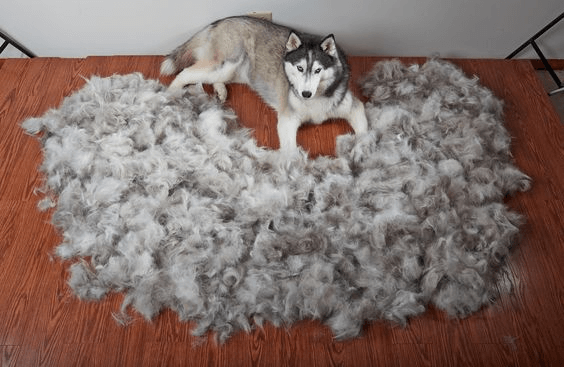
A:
[536,69,564,124]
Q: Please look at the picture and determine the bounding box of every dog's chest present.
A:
[289,94,340,124]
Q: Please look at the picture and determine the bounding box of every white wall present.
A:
[1,0,563,58]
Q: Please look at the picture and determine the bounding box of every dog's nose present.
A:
[302,91,312,98]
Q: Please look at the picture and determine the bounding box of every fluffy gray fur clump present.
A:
[23,59,531,342]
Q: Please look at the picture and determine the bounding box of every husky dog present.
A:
[161,16,368,151]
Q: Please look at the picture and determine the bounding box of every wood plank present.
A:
[0,345,21,367]
[0,56,563,366]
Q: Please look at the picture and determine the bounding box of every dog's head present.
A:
[284,32,340,99]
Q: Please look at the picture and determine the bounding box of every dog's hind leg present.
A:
[168,60,217,90]
[212,83,228,103]
[168,59,240,97]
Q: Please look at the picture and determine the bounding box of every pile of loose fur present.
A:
[23,59,531,342]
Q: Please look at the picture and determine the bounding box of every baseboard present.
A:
[529,59,564,70]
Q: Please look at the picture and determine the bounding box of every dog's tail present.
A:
[160,57,178,76]
[160,38,199,76]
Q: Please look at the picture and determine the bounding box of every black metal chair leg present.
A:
[0,30,36,58]
[506,12,564,96]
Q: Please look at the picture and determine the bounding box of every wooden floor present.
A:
[0,56,563,367]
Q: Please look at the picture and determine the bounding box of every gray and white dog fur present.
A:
[160,16,368,151]
[23,58,532,343]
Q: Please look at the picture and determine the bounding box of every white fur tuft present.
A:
[160,58,177,75]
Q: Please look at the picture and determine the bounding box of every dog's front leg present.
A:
[348,96,368,135]
[277,114,302,151]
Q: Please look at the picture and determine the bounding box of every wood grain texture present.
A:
[1,55,563,367]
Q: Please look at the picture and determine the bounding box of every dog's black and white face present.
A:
[283,32,340,99]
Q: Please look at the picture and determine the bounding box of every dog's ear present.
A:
[321,35,338,57]
[286,32,302,52]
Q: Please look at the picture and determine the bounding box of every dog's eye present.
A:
[297,66,304,72]
[314,68,322,74]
